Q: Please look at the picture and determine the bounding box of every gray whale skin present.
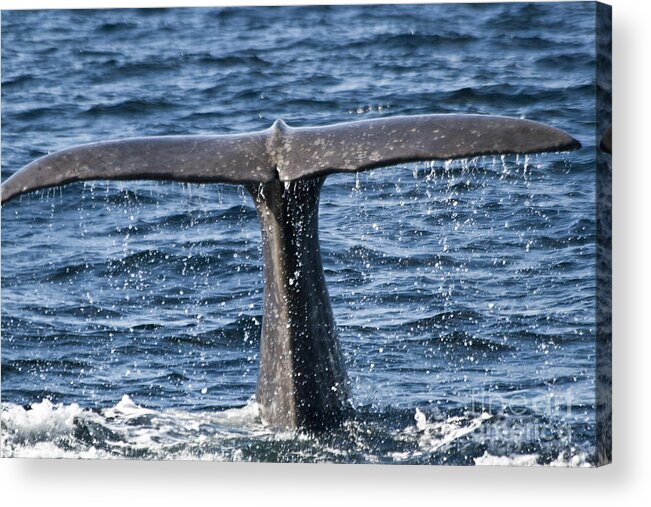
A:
[1,114,580,431]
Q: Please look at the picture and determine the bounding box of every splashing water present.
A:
[1,396,591,465]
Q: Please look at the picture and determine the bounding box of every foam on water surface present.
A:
[1,398,593,465]
[1,395,268,460]
[474,451,592,467]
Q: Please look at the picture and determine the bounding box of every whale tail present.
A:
[1,115,579,204]
[1,114,581,431]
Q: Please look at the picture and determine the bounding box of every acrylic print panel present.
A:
[0,2,611,465]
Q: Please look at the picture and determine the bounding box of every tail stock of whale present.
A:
[0,114,580,431]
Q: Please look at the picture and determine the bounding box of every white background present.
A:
[1,0,648,505]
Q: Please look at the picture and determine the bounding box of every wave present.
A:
[98,21,139,33]
[474,451,592,467]
[11,105,76,121]
[441,83,595,107]
[3,357,91,374]
[1,397,594,464]
[1,74,36,89]
[345,31,479,52]
[84,98,177,116]
[412,331,514,353]
[403,310,484,329]
[158,206,257,227]
[1,396,265,460]
[196,53,272,68]
[328,244,458,270]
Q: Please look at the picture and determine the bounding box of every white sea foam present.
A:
[474,452,540,466]
[1,398,594,465]
[548,451,592,467]
[1,399,84,442]
[474,451,593,467]
[1,395,267,460]
[103,394,156,419]
[412,408,493,452]
[0,399,111,459]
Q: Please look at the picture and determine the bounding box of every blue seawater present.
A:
[1,3,601,465]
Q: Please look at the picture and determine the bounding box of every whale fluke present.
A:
[1,134,275,204]
[1,114,581,431]
[1,115,580,204]
[273,115,581,181]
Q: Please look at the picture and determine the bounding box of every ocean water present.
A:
[1,3,602,465]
